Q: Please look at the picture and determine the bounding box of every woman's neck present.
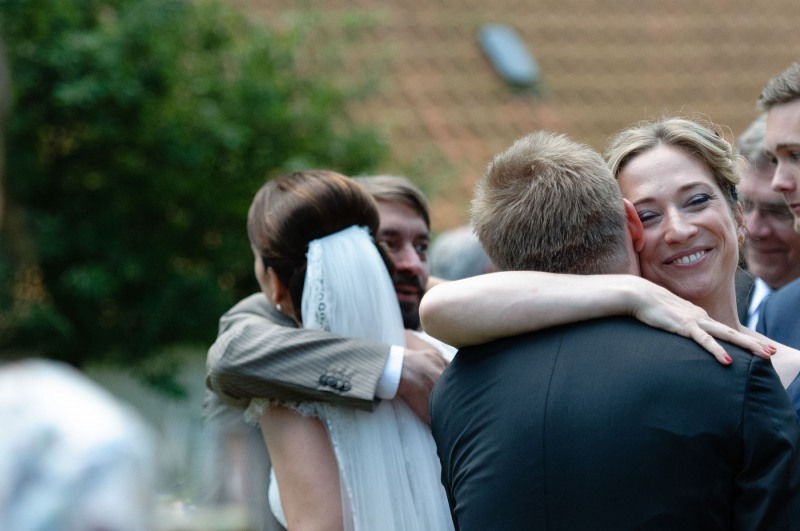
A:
[692,287,741,331]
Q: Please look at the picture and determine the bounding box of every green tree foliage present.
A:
[0,0,386,377]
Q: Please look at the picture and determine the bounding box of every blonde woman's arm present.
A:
[741,327,800,389]
[420,271,772,364]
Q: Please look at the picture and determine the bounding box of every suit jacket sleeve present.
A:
[206,294,391,411]
[755,295,772,336]
[735,268,754,326]
[756,279,800,350]
[735,356,800,529]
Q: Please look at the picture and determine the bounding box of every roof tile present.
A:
[234,0,800,229]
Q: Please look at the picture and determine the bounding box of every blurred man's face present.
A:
[740,163,800,289]
[374,200,429,330]
[766,98,800,234]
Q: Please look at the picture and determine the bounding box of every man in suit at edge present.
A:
[757,62,800,350]
[735,114,800,329]
[426,131,800,530]
[202,175,449,530]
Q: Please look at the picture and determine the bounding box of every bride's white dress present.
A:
[246,226,454,531]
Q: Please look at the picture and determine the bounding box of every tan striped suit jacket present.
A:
[206,293,390,410]
[202,293,392,530]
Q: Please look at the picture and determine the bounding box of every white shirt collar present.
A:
[746,277,774,330]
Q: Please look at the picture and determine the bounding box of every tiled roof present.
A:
[234,0,800,231]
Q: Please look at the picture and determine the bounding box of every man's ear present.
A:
[623,199,645,253]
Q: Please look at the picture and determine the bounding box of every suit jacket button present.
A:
[325,376,337,387]
[319,375,328,386]
[342,382,352,392]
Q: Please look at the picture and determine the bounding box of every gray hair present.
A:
[736,114,771,171]
[429,225,494,280]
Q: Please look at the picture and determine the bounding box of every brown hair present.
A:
[247,170,383,321]
[736,113,771,171]
[472,131,629,274]
[757,62,800,111]
[354,175,431,229]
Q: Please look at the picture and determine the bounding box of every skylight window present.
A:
[478,24,540,88]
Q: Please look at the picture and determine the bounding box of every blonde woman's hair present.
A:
[605,116,741,213]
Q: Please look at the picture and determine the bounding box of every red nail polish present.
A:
[724,354,732,363]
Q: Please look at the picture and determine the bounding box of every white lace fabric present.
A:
[246,225,453,530]
[302,225,406,344]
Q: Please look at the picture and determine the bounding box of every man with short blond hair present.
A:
[735,113,800,329]
[430,130,800,530]
[756,62,800,349]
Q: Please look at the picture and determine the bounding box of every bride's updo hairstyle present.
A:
[605,116,743,215]
[247,170,385,322]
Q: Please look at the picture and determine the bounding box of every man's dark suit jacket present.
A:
[735,267,755,325]
[757,278,800,420]
[430,317,800,531]
[758,277,800,350]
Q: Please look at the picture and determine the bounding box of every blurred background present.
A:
[1,0,799,520]
[234,0,800,228]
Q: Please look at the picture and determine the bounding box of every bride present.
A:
[243,169,453,530]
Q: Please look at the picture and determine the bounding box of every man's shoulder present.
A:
[411,330,456,360]
[216,293,296,335]
[771,277,800,306]
[226,293,271,316]
[435,316,767,425]
[760,278,800,346]
[220,293,289,325]
[462,316,721,355]
[453,316,755,381]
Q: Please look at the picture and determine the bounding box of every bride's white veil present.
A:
[298,224,453,531]
[302,225,405,347]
